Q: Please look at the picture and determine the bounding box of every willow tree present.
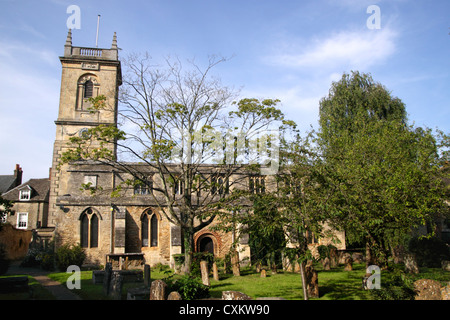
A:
[60,53,288,273]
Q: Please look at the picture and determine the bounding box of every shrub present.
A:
[369,268,416,300]
[408,237,450,268]
[171,275,210,300]
[55,244,86,271]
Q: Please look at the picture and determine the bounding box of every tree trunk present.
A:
[183,225,195,274]
[299,261,308,301]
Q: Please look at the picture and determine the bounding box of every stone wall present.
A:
[0,224,32,261]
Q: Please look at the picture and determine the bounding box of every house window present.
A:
[84,80,94,98]
[249,176,265,194]
[141,211,158,247]
[17,212,28,229]
[80,208,99,248]
[19,189,31,201]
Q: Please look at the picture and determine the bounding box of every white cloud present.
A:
[265,27,397,71]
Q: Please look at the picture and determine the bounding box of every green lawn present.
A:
[209,264,372,300]
[2,263,448,300]
[45,264,373,300]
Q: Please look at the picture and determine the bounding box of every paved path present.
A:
[4,262,82,300]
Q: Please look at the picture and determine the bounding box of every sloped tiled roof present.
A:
[2,178,50,202]
[0,175,17,194]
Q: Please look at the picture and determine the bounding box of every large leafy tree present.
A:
[60,54,288,273]
[315,71,449,267]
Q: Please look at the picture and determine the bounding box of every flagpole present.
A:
[96,15,101,47]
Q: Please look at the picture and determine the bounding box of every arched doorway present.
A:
[199,236,214,255]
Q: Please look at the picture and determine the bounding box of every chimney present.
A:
[14,164,23,187]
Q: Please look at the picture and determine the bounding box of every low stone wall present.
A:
[92,270,143,284]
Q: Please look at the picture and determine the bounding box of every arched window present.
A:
[151,214,158,247]
[80,208,99,248]
[81,214,89,248]
[84,80,94,98]
[90,214,98,247]
[141,211,158,247]
[141,214,149,247]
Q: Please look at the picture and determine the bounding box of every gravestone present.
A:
[414,279,442,300]
[212,262,219,281]
[109,272,124,300]
[441,261,450,272]
[344,255,353,271]
[441,283,450,300]
[404,253,419,274]
[322,257,331,270]
[260,269,266,278]
[103,262,112,296]
[144,264,151,287]
[200,260,210,286]
[329,248,338,268]
[222,291,252,300]
[150,280,167,300]
[168,291,182,300]
[352,252,364,264]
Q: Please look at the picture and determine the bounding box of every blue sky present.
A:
[0,0,449,181]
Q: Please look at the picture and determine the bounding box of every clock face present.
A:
[79,128,91,138]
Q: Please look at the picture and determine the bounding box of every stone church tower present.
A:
[48,31,244,267]
[48,30,125,259]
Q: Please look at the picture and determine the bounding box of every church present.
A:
[2,31,346,269]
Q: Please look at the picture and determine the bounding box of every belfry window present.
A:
[84,80,94,98]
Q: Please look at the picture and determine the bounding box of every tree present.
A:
[60,53,288,273]
[0,196,13,224]
[315,71,449,267]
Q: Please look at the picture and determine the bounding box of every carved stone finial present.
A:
[65,29,72,47]
[111,32,117,49]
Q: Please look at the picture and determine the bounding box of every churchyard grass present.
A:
[9,263,447,300]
